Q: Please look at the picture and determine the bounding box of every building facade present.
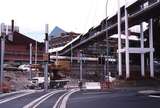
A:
[1,31,44,65]
[49,32,80,48]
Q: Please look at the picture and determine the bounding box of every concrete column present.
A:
[80,50,83,81]
[149,19,154,78]
[104,58,107,80]
[71,43,73,63]
[117,0,122,76]
[140,23,145,77]
[29,43,32,80]
[35,41,37,64]
[125,3,130,79]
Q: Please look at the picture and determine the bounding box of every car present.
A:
[154,59,160,73]
[18,64,30,71]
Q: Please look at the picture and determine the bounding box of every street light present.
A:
[105,0,110,88]
[0,23,5,91]
[44,24,49,91]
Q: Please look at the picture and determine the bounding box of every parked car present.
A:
[18,64,30,71]
[154,59,160,73]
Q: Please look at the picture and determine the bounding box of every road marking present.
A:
[59,89,79,108]
[53,89,79,108]
[0,90,35,104]
[148,95,160,98]
[23,91,55,108]
[82,92,111,95]
[23,90,64,108]
[53,91,69,108]
[32,90,64,108]
[0,90,34,98]
[138,90,158,94]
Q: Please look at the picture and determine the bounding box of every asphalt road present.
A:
[0,88,159,108]
[0,90,46,108]
[67,89,160,108]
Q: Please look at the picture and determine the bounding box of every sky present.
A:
[0,0,126,42]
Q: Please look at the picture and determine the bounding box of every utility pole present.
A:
[106,0,110,88]
[29,43,32,80]
[44,24,49,91]
[0,23,5,90]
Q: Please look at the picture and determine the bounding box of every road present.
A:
[68,89,160,108]
[0,88,159,108]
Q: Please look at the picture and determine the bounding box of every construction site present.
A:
[1,0,160,92]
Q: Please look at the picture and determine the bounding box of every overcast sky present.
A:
[0,0,126,42]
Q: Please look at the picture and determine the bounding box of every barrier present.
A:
[100,81,112,90]
[0,81,11,93]
[85,82,101,90]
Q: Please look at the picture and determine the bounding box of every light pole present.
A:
[0,23,5,90]
[105,0,110,88]
[44,24,49,91]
